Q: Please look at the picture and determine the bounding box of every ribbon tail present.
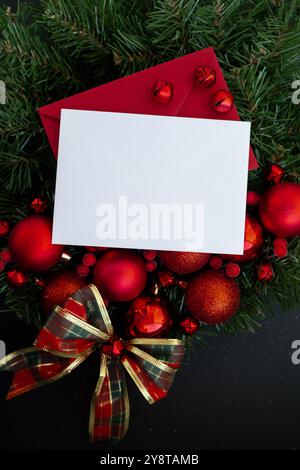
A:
[0,347,91,400]
[89,354,130,442]
[123,339,184,404]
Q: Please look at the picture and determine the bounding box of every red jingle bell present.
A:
[153,80,174,103]
[126,296,173,338]
[212,89,234,113]
[194,65,216,88]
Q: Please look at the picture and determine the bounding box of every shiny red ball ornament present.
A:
[222,215,264,263]
[126,296,173,338]
[259,182,300,237]
[8,216,64,271]
[153,80,174,103]
[185,270,240,324]
[194,65,216,88]
[212,89,234,113]
[30,197,47,214]
[179,316,199,336]
[93,249,147,302]
[0,220,10,237]
[264,164,285,184]
[225,262,241,278]
[159,250,210,274]
[7,268,27,287]
[257,260,274,281]
[40,269,87,314]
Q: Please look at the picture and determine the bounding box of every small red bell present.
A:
[212,89,234,113]
[194,65,216,88]
[153,80,174,103]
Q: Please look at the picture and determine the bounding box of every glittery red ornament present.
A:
[158,270,175,287]
[126,296,173,338]
[264,164,285,184]
[30,197,47,214]
[259,182,300,237]
[0,220,10,237]
[225,262,241,278]
[194,65,216,88]
[7,268,27,287]
[0,248,12,264]
[153,80,173,103]
[222,215,264,263]
[179,316,199,336]
[40,270,87,314]
[93,249,147,302]
[257,260,274,281]
[82,253,97,267]
[185,270,240,324]
[273,238,288,258]
[8,216,64,271]
[246,191,260,206]
[159,251,210,274]
[209,255,223,270]
[102,337,125,358]
[212,89,234,113]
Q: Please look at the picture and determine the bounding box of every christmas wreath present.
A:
[0,0,299,441]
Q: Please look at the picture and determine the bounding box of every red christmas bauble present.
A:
[185,270,240,324]
[40,269,87,314]
[159,251,210,274]
[126,296,173,338]
[212,89,234,113]
[194,65,216,88]
[153,80,174,103]
[259,182,300,237]
[93,249,147,302]
[8,216,64,271]
[222,215,264,263]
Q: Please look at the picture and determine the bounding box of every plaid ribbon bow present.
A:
[0,284,184,441]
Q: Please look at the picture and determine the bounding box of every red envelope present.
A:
[39,47,257,170]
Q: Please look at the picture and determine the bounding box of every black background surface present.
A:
[1,0,300,452]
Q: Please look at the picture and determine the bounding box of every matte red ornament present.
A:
[209,255,223,270]
[222,215,264,263]
[40,269,87,314]
[225,262,241,278]
[158,270,175,287]
[179,316,199,336]
[126,296,173,338]
[185,270,240,324]
[264,164,285,184]
[7,268,27,287]
[212,89,234,113]
[102,337,125,358]
[257,260,274,281]
[8,216,64,271]
[246,191,260,206]
[0,220,10,237]
[159,251,210,274]
[273,238,288,258]
[153,80,174,103]
[93,249,147,302]
[259,182,300,237]
[194,65,216,88]
[31,197,47,214]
